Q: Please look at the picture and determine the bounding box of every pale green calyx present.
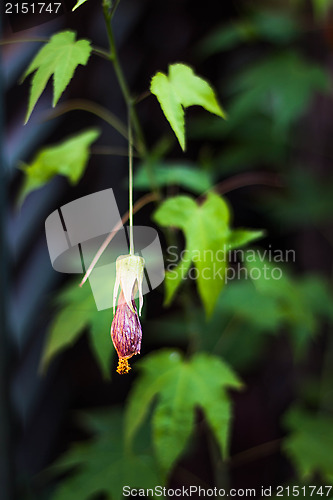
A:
[113,254,145,315]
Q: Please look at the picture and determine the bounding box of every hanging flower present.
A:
[111,254,145,374]
[113,254,145,315]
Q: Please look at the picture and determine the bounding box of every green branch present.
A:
[102,2,147,157]
[43,98,129,142]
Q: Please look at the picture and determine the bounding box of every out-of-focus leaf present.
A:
[245,253,333,354]
[89,309,114,379]
[190,114,288,173]
[72,0,89,11]
[22,31,92,122]
[311,0,333,20]
[228,51,329,133]
[198,10,300,57]
[145,265,333,371]
[19,129,100,205]
[154,193,263,316]
[300,276,333,322]
[144,280,280,371]
[41,279,113,379]
[264,170,333,226]
[283,407,333,480]
[133,161,213,194]
[190,51,328,145]
[199,22,254,55]
[150,63,226,150]
[219,280,283,331]
[228,229,265,250]
[49,410,161,500]
[253,10,301,43]
[125,349,242,474]
[41,305,92,371]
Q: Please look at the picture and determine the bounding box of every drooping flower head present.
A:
[111,254,145,374]
[113,254,145,316]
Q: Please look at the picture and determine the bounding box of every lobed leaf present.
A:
[150,63,226,150]
[22,31,92,122]
[154,193,263,316]
[18,128,100,205]
[125,349,242,474]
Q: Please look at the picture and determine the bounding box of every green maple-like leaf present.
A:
[283,406,333,481]
[150,63,226,151]
[18,128,100,205]
[153,192,263,316]
[22,31,92,122]
[125,349,242,474]
[49,410,161,500]
[41,279,113,379]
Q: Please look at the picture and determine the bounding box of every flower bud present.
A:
[111,290,142,375]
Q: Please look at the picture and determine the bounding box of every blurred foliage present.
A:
[19,129,99,206]
[309,0,333,20]
[48,410,161,500]
[153,192,263,316]
[191,51,329,142]
[245,254,333,354]
[197,9,301,57]
[283,407,333,481]
[264,169,333,227]
[144,261,333,370]
[11,0,333,497]
[227,51,329,134]
[133,161,213,194]
[41,279,113,379]
[125,349,242,474]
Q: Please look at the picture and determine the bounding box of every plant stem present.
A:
[198,171,283,202]
[110,0,121,18]
[229,438,281,467]
[79,192,158,287]
[0,37,48,45]
[102,3,147,157]
[128,111,134,254]
[92,46,111,60]
[43,99,129,141]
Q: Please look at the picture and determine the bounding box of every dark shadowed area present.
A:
[1,1,333,499]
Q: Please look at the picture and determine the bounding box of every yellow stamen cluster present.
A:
[117,358,131,375]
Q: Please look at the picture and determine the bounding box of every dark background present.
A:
[1,1,333,499]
